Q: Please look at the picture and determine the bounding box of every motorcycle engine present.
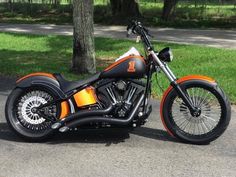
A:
[96,79,145,118]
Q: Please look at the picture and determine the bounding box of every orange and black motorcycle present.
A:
[5,21,231,144]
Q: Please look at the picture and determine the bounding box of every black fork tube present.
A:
[150,51,197,114]
[170,81,196,113]
[142,62,153,114]
[140,30,153,51]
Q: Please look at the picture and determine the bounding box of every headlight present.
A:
[158,47,173,62]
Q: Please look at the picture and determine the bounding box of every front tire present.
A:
[161,80,231,144]
[5,87,61,141]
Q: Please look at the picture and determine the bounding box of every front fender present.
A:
[16,73,66,99]
[160,75,216,136]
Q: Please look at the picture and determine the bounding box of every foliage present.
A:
[0,0,235,28]
[0,32,236,102]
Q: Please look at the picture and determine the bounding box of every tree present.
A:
[110,0,141,17]
[8,0,13,13]
[161,0,178,21]
[72,0,96,74]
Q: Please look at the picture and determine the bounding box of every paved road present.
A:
[0,23,235,49]
[0,76,235,177]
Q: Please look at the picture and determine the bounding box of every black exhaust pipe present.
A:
[51,104,113,129]
[59,93,144,132]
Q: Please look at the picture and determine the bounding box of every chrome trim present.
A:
[106,87,117,104]
[150,50,176,82]
[68,99,75,114]
[126,86,137,104]
[165,63,177,80]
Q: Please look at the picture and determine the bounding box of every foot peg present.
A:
[59,126,69,133]
[51,122,62,129]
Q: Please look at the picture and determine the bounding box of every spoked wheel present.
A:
[161,80,231,144]
[5,87,61,141]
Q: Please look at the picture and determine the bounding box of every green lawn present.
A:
[0,1,235,28]
[0,32,236,103]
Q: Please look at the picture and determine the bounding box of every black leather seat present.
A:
[53,73,101,93]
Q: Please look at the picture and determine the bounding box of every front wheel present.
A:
[161,80,231,144]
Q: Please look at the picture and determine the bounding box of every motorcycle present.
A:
[5,21,231,144]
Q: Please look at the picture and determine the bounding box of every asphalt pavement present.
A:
[0,76,235,177]
[0,23,235,49]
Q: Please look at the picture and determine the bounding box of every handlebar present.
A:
[127,20,153,51]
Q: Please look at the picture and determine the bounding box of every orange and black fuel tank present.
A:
[101,55,146,79]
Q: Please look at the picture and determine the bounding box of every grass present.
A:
[0,1,235,28]
[0,32,236,103]
[138,1,236,28]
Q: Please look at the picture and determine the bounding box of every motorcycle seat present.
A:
[53,73,101,94]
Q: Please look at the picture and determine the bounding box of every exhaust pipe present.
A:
[51,104,113,129]
[59,93,144,133]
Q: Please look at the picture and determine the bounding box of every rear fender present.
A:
[160,75,216,136]
[16,74,66,99]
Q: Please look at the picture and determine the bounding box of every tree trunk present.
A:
[161,0,178,21]
[53,0,60,8]
[110,0,140,17]
[8,0,13,13]
[72,0,96,74]
[28,0,32,15]
[194,0,197,8]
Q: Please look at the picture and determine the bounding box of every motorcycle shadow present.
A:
[0,122,179,144]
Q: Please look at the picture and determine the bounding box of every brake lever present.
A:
[136,36,141,43]
[126,29,132,38]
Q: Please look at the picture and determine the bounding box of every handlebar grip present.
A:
[126,20,153,38]
[127,20,141,35]
[126,20,153,51]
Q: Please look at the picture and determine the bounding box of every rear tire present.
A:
[5,87,61,141]
[161,80,231,144]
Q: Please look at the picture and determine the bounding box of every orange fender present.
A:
[160,75,216,136]
[16,72,56,83]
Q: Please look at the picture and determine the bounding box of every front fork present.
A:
[150,51,199,116]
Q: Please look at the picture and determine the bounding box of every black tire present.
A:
[5,87,61,142]
[162,80,231,144]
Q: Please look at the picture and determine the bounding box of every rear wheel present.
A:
[161,80,231,144]
[5,87,61,141]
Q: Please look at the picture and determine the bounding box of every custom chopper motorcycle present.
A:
[5,21,231,144]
